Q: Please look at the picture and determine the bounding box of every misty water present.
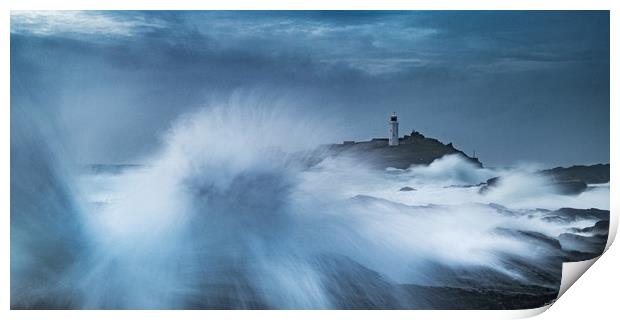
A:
[11,105,610,309]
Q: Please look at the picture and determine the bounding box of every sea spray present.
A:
[12,103,610,309]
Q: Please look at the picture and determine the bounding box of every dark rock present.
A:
[541,215,572,224]
[478,177,500,194]
[399,186,416,191]
[558,233,608,255]
[541,164,609,184]
[494,228,562,250]
[479,175,588,196]
[549,179,588,195]
[549,208,609,222]
[401,284,557,310]
[324,130,482,169]
[579,220,610,234]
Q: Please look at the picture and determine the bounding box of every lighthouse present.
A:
[388,112,399,146]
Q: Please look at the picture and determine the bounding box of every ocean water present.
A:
[11,106,610,309]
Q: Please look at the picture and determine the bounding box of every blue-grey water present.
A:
[11,106,609,309]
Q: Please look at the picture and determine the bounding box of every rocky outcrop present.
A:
[325,130,481,169]
[541,164,610,184]
[538,163,609,195]
[479,163,609,196]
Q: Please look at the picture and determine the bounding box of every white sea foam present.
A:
[12,101,610,309]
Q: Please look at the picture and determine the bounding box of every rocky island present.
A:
[325,130,482,169]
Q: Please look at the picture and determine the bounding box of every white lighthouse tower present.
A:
[388,112,399,146]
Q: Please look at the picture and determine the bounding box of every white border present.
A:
[2,1,617,319]
[1,0,617,10]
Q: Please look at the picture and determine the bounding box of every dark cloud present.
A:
[10,11,609,166]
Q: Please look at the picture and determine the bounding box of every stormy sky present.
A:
[10,11,609,167]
